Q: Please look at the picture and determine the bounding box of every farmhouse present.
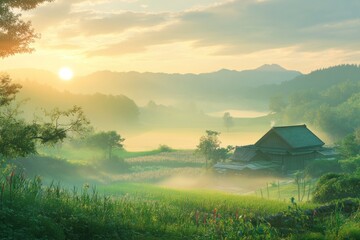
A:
[214,125,337,174]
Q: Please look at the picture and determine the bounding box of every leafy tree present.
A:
[339,155,360,174]
[337,133,360,158]
[305,159,341,178]
[0,0,52,57]
[0,80,90,159]
[196,130,233,168]
[223,112,234,131]
[0,75,21,105]
[354,127,360,143]
[86,131,124,160]
[0,0,91,160]
[269,95,286,113]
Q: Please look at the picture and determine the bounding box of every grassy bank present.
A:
[1,170,359,239]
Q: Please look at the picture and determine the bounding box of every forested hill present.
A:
[67,65,300,107]
[266,64,360,140]
[282,64,360,92]
[257,64,360,97]
[5,65,301,110]
[16,81,139,131]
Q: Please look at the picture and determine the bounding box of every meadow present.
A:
[5,138,359,239]
[1,168,359,240]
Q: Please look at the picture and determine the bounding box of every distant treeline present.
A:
[267,64,360,139]
[17,81,139,130]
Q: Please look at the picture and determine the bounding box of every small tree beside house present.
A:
[196,130,233,168]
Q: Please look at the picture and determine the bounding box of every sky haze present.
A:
[1,0,359,75]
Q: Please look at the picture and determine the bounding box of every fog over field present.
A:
[1,1,360,239]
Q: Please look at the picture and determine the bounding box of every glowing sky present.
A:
[1,0,360,75]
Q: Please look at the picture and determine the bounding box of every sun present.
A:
[58,67,74,81]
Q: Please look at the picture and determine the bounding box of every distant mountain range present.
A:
[3,64,360,132]
[255,64,360,99]
[4,64,301,109]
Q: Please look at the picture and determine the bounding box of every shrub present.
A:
[339,155,360,173]
[294,232,325,240]
[313,173,360,203]
[158,144,173,152]
[337,222,360,240]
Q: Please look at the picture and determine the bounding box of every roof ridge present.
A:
[272,124,306,129]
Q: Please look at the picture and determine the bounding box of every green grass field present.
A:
[8,145,359,239]
[1,171,359,240]
[98,182,318,215]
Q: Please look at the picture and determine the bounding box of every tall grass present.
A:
[0,169,306,239]
[1,169,358,239]
[256,178,317,202]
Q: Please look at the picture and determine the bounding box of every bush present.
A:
[313,173,360,203]
[294,232,325,240]
[339,155,360,173]
[158,144,173,152]
[337,222,360,240]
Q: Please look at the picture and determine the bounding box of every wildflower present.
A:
[212,208,218,223]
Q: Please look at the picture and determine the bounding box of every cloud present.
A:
[26,0,360,59]
[29,1,73,31]
[45,43,81,50]
[77,12,169,36]
[29,0,170,37]
[85,0,360,57]
[87,41,146,57]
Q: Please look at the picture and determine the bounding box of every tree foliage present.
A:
[269,95,286,113]
[0,0,91,159]
[0,0,52,57]
[196,130,233,168]
[304,159,342,178]
[86,131,124,160]
[337,133,360,158]
[270,65,360,140]
[0,75,21,105]
[312,173,360,203]
[339,155,360,174]
[0,74,90,159]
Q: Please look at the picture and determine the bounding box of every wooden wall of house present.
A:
[284,157,304,171]
[283,153,317,170]
[265,152,317,171]
[266,153,287,162]
[252,153,268,162]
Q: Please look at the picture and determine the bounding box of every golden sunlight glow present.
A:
[58,67,74,81]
